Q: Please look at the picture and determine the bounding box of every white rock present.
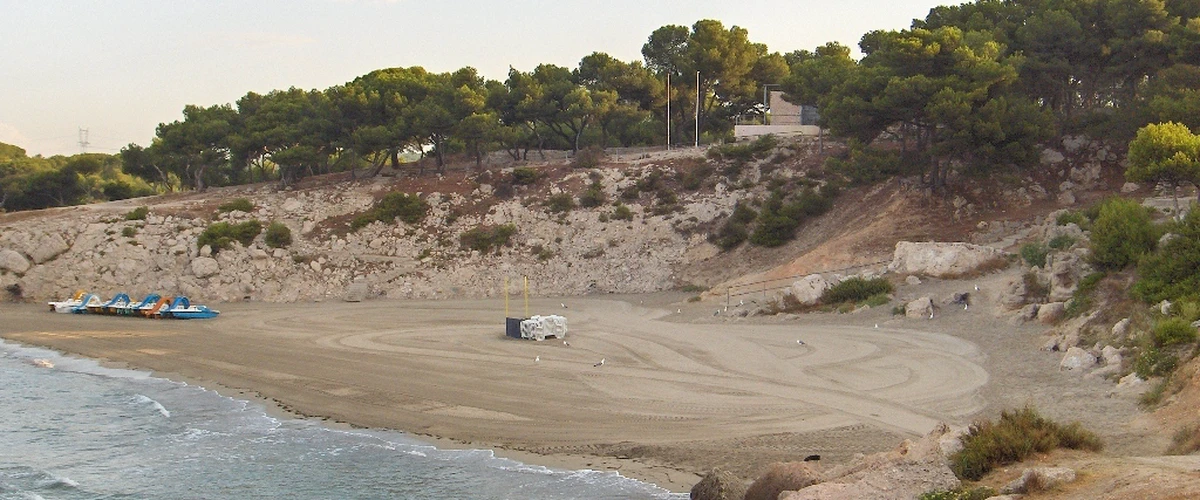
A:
[1121,182,1140,193]
[1003,467,1076,494]
[1118,372,1146,388]
[888,241,1007,278]
[905,275,922,286]
[905,297,934,318]
[1060,347,1097,371]
[1037,302,1066,324]
[786,274,831,306]
[1101,345,1122,366]
[190,257,220,278]
[1058,190,1076,205]
[310,261,322,273]
[29,233,71,264]
[1041,149,1066,164]
[1112,318,1131,338]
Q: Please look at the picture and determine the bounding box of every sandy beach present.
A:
[0,288,1152,493]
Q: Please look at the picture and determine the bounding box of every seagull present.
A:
[561,303,568,309]
[677,308,681,314]
[594,358,605,367]
[874,323,879,329]
[929,311,935,320]
[739,299,745,306]
[562,340,570,346]
[964,303,969,310]
[974,284,979,291]
[714,309,720,316]
[796,339,805,345]
[535,356,540,362]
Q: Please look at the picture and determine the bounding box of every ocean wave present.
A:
[34,472,79,489]
[133,394,171,418]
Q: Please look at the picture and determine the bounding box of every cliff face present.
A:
[0,154,751,304]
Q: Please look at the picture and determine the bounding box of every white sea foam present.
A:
[134,394,171,418]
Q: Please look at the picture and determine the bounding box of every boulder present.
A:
[1060,347,1097,371]
[905,275,922,286]
[345,280,369,302]
[1016,304,1041,323]
[1118,372,1146,388]
[1112,318,1131,339]
[0,249,31,274]
[780,424,959,500]
[1037,302,1066,324]
[1101,345,1122,366]
[1058,190,1077,205]
[1002,467,1077,494]
[690,469,747,500]
[906,297,934,319]
[190,257,220,278]
[1048,252,1085,302]
[999,277,1030,310]
[745,462,819,500]
[1121,182,1140,193]
[1041,149,1066,164]
[786,274,832,306]
[28,232,71,264]
[888,241,1006,279]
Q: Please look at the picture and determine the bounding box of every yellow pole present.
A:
[523,276,529,318]
[504,276,509,317]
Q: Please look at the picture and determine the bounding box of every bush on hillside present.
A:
[1133,206,1200,303]
[217,198,255,214]
[1151,317,1198,347]
[459,224,516,254]
[1088,197,1157,270]
[826,142,904,186]
[1020,242,1049,268]
[545,193,576,213]
[707,134,777,166]
[820,277,894,305]
[124,206,149,221]
[198,220,263,253]
[950,407,1102,481]
[572,146,604,169]
[579,182,606,208]
[611,203,633,221]
[351,192,429,230]
[512,167,540,185]
[264,221,293,249]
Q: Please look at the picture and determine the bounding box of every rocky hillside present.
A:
[0,135,1134,306]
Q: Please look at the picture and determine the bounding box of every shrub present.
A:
[1048,235,1076,250]
[459,224,516,254]
[579,183,606,208]
[545,193,576,213]
[1020,242,1049,268]
[826,143,904,186]
[572,146,604,168]
[919,487,998,500]
[950,407,1102,481]
[1133,207,1200,303]
[1065,272,1106,317]
[124,206,149,221]
[711,220,750,251]
[821,277,894,305]
[1023,271,1050,300]
[264,221,293,248]
[1151,317,1197,347]
[351,192,429,230]
[1056,210,1087,228]
[217,198,255,214]
[707,134,777,165]
[198,220,263,253]
[121,226,137,238]
[611,204,633,221]
[1134,348,1178,379]
[512,167,540,185]
[1088,197,1157,270]
[680,163,714,191]
[1167,423,1200,455]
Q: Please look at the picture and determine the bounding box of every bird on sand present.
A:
[964,303,969,310]
[874,323,879,329]
[561,303,568,309]
[929,311,935,320]
[974,284,980,291]
[594,358,605,367]
[796,339,806,345]
[535,356,540,362]
[677,308,681,314]
[562,340,570,346]
[713,309,720,316]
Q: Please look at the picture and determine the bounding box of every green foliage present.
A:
[1048,235,1076,250]
[950,407,1102,481]
[264,221,293,248]
[124,206,149,221]
[710,201,758,251]
[351,192,429,230]
[512,167,540,186]
[1134,348,1179,379]
[121,226,137,238]
[1088,197,1157,270]
[706,135,778,167]
[545,193,576,213]
[1065,272,1105,318]
[197,220,263,253]
[579,182,606,208]
[217,198,255,213]
[459,224,516,254]
[1126,122,1200,194]
[826,142,905,185]
[1140,379,1170,407]
[820,277,894,305]
[611,204,633,221]
[1056,210,1088,228]
[571,146,605,168]
[1134,207,1200,303]
[1152,317,1198,347]
[679,163,714,191]
[748,188,835,248]
[1020,242,1048,268]
[919,487,997,500]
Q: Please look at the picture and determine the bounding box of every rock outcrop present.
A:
[888,241,1006,279]
[690,468,747,500]
[778,424,960,500]
[744,462,819,500]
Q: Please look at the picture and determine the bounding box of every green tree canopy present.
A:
[1127,121,1200,203]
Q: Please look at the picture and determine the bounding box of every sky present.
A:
[0,0,952,157]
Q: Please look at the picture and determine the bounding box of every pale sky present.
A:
[0,0,951,157]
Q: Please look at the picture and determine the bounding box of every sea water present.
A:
[0,340,685,500]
